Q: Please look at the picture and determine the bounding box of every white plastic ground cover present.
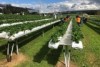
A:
[72,41,83,49]
[0,18,52,28]
[0,20,60,40]
[48,20,72,49]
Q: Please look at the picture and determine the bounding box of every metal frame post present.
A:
[63,46,70,67]
[16,41,19,54]
[10,43,15,61]
[7,42,10,62]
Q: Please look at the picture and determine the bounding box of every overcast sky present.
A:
[0,0,100,13]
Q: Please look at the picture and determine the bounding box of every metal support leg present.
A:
[16,41,19,55]
[7,43,10,56]
[7,42,10,62]
[63,46,70,67]
[10,43,15,61]
[10,43,14,56]
[63,46,67,67]
[68,50,70,67]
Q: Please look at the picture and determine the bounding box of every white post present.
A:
[68,51,70,67]
[63,46,67,67]
[7,42,10,62]
[63,46,70,67]
[7,43,10,56]
[10,43,14,56]
[16,41,19,54]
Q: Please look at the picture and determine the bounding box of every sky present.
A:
[0,0,64,4]
[0,0,100,13]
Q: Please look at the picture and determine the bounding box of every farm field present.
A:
[0,14,100,67]
[0,14,52,24]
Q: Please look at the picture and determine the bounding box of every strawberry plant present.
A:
[51,19,70,43]
[72,19,84,43]
[0,14,52,24]
[0,19,58,36]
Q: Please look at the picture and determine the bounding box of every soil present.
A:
[55,60,77,67]
[0,53,27,67]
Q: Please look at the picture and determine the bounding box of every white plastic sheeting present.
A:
[72,41,83,49]
[48,36,62,49]
[0,20,60,40]
[48,20,84,50]
[48,20,72,49]
[0,18,52,28]
[0,32,9,39]
[48,40,60,49]
[59,20,72,45]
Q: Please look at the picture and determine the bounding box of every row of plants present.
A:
[0,19,57,36]
[0,15,52,24]
[88,20,100,26]
[51,20,70,43]
[89,15,100,22]
[72,18,84,43]
[0,14,51,20]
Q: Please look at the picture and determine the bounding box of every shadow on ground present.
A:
[33,42,63,65]
[0,43,7,55]
[0,24,56,55]
[18,22,60,48]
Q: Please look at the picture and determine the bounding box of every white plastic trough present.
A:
[0,20,60,40]
[48,20,72,49]
[48,36,62,49]
[0,31,9,39]
[48,19,83,67]
[48,40,60,49]
[72,41,83,49]
[0,18,52,28]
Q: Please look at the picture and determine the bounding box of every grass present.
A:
[0,38,8,60]
[71,22,100,67]
[16,26,64,67]
[0,15,100,67]
[0,38,7,45]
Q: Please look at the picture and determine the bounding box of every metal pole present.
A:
[63,46,67,67]
[7,42,10,62]
[10,43,15,61]
[10,43,14,56]
[63,45,71,67]
[68,50,70,67]
[7,42,10,56]
[16,41,19,54]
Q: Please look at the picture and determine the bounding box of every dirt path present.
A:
[0,53,27,67]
